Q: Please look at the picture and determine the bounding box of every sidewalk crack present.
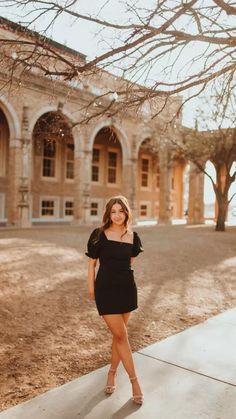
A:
[137,351,236,387]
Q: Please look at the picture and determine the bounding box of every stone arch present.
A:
[0,96,20,140]
[30,106,85,152]
[31,110,76,222]
[87,121,129,222]
[134,134,155,159]
[29,105,75,134]
[88,119,130,163]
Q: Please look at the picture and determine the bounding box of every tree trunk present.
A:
[215,193,228,232]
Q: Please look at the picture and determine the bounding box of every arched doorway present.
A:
[0,109,9,224]
[32,111,75,223]
[90,126,123,221]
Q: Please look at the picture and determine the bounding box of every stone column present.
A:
[188,162,204,224]
[72,126,93,225]
[72,128,83,225]
[81,148,93,224]
[73,150,92,225]
[73,151,83,225]
[18,106,32,228]
[122,137,138,224]
[158,146,172,224]
[123,157,138,223]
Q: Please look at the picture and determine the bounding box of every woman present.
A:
[85,195,144,405]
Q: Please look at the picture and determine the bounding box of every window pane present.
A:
[108,167,116,183]
[43,139,56,157]
[41,200,54,216]
[90,202,98,216]
[142,159,149,172]
[92,165,99,182]
[43,139,56,177]
[141,173,148,187]
[108,152,117,167]
[140,204,147,216]
[66,161,74,179]
[65,201,74,216]
[66,143,74,160]
[43,158,55,177]
[92,148,100,163]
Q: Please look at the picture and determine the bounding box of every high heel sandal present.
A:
[104,368,117,394]
[130,376,144,405]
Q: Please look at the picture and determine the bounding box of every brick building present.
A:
[0,17,204,227]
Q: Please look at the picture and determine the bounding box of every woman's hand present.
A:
[87,258,97,301]
[89,289,95,300]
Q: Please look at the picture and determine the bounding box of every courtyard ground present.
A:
[0,224,235,411]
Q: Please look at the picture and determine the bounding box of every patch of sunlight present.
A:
[217,257,236,268]
[205,219,215,225]
[187,256,236,289]
[137,219,157,226]
[28,270,83,293]
[226,220,236,226]
[51,270,84,284]
[172,219,187,225]
[35,246,82,262]
[0,238,37,248]
[0,248,30,264]
[185,224,210,229]
[0,241,83,265]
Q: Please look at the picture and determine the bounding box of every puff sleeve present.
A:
[132,232,144,257]
[85,228,101,259]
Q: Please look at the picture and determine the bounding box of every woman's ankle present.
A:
[129,375,138,382]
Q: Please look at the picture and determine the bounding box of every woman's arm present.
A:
[87,258,97,300]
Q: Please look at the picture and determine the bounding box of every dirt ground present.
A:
[0,224,236,411]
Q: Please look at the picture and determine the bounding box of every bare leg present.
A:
[111,312,130,369]
[106,313,130,389]
[103,313,142,399]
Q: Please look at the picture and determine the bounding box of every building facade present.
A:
[0,18,205,227]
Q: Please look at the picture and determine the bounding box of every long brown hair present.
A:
[94,195,132,242]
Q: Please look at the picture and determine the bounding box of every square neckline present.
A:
[103,230,134,245]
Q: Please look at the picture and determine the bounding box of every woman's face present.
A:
[110,203,126,226]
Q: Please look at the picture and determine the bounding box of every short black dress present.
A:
[85,229,143,315]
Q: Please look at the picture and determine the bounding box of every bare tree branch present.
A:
[213,0,236,15]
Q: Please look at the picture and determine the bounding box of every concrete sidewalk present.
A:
[1,308,236,419]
